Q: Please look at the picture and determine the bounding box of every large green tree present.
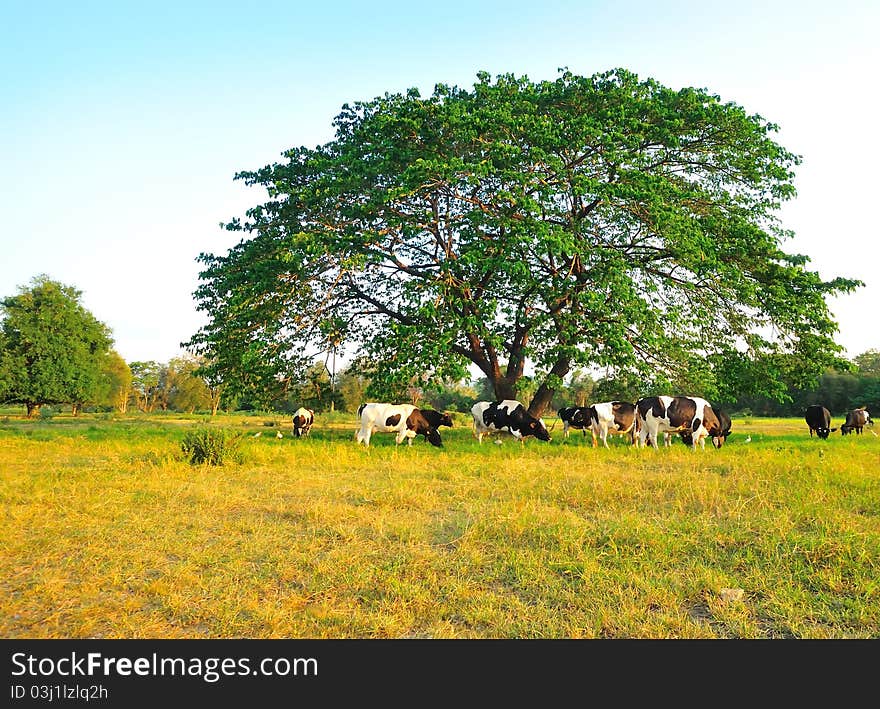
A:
[0,276,112,417]
[188,69,860,416]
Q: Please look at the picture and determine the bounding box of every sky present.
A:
[2,0,878,366]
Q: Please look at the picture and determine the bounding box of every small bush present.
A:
[180,426,245,465]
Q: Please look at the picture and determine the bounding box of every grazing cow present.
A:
[471,400,551,444]
[636,395,728,450]
[588,401,638,448]
[681,407,731,447]
[558,406,592,439]
[420,409,454,431]
[417,409,454,443]
[841,407,873,435]
[805,405,836,439]
[355,402,443,447]
[291,407,315,437]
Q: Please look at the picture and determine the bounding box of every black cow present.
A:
[841,407,873,435]
[419,410,454,441]
[470,399,551,444]
[805,405,836,439]
[558,406,591,439]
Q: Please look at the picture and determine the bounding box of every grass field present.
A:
[1,409,878,638]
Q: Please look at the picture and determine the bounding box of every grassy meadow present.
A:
[1,408,878,639]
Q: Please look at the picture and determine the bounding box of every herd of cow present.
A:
[804,404,874,439]
[289,400,874,449]
[288,399,874,449]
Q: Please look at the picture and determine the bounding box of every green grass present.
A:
[1,411,878,638]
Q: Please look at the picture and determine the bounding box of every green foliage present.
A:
[188,69,861,416]
[98,350,133,413]
[854,350,880,377]
[180,426,245,465]
[0,275,112,415]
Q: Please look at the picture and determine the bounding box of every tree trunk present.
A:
[527,357,572,418]
[26,403,40,418]
[491,376,518,402]
[72,403,80,416]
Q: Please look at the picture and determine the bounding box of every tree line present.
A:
[1,276,876,419]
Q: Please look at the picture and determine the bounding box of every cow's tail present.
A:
[357,403,366,418]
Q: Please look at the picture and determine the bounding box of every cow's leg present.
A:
[563,423,570,439]
[591,425,598,448]
[645,422,659,450]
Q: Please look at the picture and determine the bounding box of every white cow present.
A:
[355,402,442,447]
[588,401,638,448]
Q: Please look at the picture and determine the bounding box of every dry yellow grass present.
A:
[1,413,878,638]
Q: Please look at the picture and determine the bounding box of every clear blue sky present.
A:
[2,1,878,364]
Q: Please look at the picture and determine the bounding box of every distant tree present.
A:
[591,370,648,405]
[129,361,163,413]
[99,350,132,413]
[854,350,880,378]
[0,276,112,417]
[166,356,214,413]
[425,378,480,413]
[336,365,370,413]
[567,370,596,407]
[281,360,341,412]
[188,68,860,418]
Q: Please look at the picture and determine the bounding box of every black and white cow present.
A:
[681,407,731,447]
[558,406,592,439]
[355,402,443,447]
[471,400,551,444]
[840,407,873,436]
[291,407,314,437]
[805,405,836,439]
[588,401,638,448]
[636,395,728,450]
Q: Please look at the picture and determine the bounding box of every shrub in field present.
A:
[180,426,245,465]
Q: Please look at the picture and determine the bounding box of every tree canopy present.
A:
[0,275,112,416]
[188,68,861,415]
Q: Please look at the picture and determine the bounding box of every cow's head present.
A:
[438,412,454,427]
[425,427,443,447]
[530,418,551,442]
[817,427,836,439]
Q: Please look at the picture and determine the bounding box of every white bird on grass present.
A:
[744,436,752,443]
[253,432,262,438]
[276,431,283,439]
